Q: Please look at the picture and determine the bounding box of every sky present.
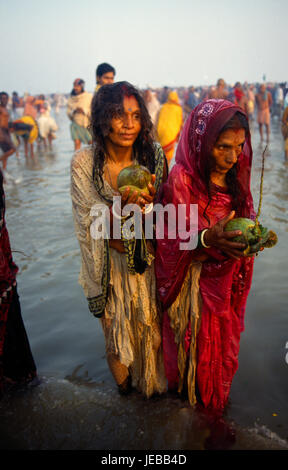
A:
[1,0,287,96]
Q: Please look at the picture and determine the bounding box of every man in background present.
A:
[255,84,273,143]
[95,63,116,92]
[209,78,229,99]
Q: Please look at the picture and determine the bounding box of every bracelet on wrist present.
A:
[142,202,153,215]
[200,229,211,249]
[111,201,122,219]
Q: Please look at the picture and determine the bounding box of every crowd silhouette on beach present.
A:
[1,73,288,178]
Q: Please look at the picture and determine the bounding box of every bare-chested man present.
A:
[0,93,16,171]
[255,84,273,143]
[208,78,229,99]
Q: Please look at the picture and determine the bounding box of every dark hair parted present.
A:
[90,81,157,193]
[203,111,250,224]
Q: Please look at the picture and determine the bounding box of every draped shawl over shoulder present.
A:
[155,99,255,410]
[71,142,166,317]
[67,91,93,129]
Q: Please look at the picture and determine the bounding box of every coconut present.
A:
[224,217,277,256]
[117,164,152,197]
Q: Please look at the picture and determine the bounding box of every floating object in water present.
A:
[117,164,152,197]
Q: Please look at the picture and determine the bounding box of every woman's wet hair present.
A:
[222,111,249,205]
[90,81,157,194]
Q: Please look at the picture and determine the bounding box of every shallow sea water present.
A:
[0,107,288,452]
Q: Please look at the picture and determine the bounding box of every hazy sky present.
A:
[1,0,287,95]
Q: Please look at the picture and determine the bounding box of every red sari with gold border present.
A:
[155,99,255,411]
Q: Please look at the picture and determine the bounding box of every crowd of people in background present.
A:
[0,91,59,171]
[1,73,288,178]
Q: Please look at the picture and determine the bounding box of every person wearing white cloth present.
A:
[37,102,58,150]
[70,81,168,397]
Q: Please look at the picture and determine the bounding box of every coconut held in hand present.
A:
[117,164,152,198]
[223,146,278,257]
[224,217,278,256]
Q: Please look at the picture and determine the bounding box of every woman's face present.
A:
[211,128,245,175]
[107,95,142,148]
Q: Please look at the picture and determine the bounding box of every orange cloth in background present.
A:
[156,91,183,156]
[13,116,38,143]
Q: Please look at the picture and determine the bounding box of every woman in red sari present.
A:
[0,169,37,396]
[155,99,255,413]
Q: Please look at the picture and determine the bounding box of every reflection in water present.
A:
[0,376,286,451]
[1,109,288,450]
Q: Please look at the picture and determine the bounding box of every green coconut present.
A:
[117,164,152,197]
[224,146,278,257]
[224,217,278,256]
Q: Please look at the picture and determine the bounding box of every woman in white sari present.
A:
[67,79,92,151]
[71,82,168,397]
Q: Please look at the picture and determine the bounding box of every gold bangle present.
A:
[200,229,211,248]
[111,200,122,219]
[143,202,153,214]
